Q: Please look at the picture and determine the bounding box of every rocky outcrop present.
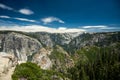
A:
[35,32,54,47]
[0,52,16,77]
[32,48,52,69]
[68,32,120,52]
[0,32,42,62]
[32,45,74,70]
[49,45,74,72]
[0,31,119,71]
[50,32,81,46]
[27,32,81,48]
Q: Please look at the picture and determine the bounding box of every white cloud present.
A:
[18,9,34,15]
[0,15,11,18]
[14,18,36,22]
[82,25,107,29]
[0,3,34,15]
[0,24,119,33]
[81,25,120,32]
[41,17,65,24]
[58,27,67,30]
[0,15,37,23]
[0,25,86,33]
[0,3,13,10]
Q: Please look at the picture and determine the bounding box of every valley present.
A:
[0,31,120,80]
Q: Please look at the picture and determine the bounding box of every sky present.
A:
[0,0,120,33]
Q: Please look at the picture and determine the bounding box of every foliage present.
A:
[49,49,65,62]
[12,62,64,80]
[67,43,120,80]
[49,46,68,73]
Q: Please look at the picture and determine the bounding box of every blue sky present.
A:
[0,0,120,32]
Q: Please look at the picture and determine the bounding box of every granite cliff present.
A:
[0,31,120,80]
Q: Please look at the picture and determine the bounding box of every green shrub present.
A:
[12,62,64,80]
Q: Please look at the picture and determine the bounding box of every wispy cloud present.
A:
[0,15,37,23]
[14,17,36,22]
[81,25,120,32]
[0,3,13,10]
[0,3,34,15]
[0,25,85,33]
[0,24,119,33]
[0,15,11,18]
[18,8,34,15]
[41,17,65,24]
[82,25,107,29]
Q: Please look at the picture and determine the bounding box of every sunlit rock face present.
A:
[68,32,120,51]
[0,52,16,75]
[0,52,10,75]
[34,32,54,47]
[32,48,52,69]
[0,32,42,62]
[28,32,81,48]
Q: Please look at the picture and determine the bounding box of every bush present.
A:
[12,62,64,80]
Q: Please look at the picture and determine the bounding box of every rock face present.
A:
[0,52,16,78]
[32,48,52,69]
[0,31,120,71]
[0,32,42,62]
[50,32,81,46]
[49,45,74,72]
[35,32,54,47]
[27,32,81,48]
[67,32,120,52]
[0,31,120,80]
[0,52,10,75]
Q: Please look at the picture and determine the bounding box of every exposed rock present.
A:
[0,52,16,80]
[50,32,81,46]
[0,32,42,62]
[36,32,54,47]
[49,45,74,72]
[32,48,52,69]
[28,32,81,48]
[0,31,120,76]
[68,32,120,52]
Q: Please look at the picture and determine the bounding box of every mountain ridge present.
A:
[0,31,120,80]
